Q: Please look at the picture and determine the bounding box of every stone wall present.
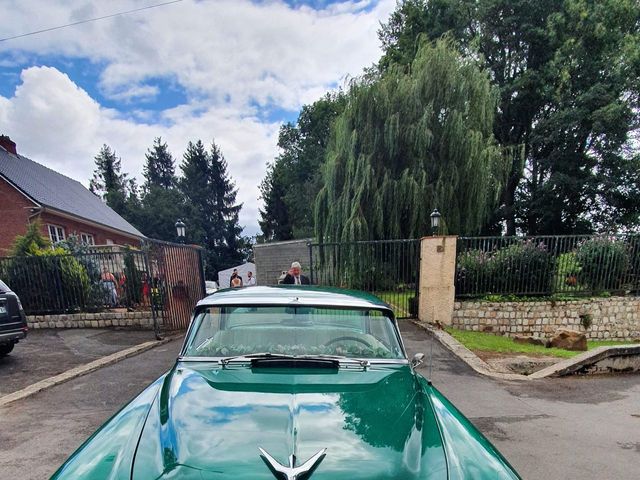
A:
[253,238,312,286]
[453,297,640,341]
[27,311,162,330]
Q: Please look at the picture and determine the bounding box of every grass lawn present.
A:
[375,291,414,316]
[445,327,637,359]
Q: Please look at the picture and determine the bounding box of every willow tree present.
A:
[315,38,508,242]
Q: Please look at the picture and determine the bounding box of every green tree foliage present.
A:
[6,223,91,313]
[143,137,176,189]
[379,0,640,235]
[89,144,129,216]
[259,92,346,241]
[139,138,184,241]
[9,220,50,256]
[180,140,245,276]
[315,39,508,242]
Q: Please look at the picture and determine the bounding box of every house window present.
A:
[80,233,95,245]
[47,224,66,244]
[106,239,114,245]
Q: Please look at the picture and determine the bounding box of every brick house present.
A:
[0,136,143,255]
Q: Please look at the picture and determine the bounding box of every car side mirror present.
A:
[411,353,425,368]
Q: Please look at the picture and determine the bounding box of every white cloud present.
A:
[0,66,280,233]
[0,0,396,234]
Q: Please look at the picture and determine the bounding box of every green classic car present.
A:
[51,286,521,479]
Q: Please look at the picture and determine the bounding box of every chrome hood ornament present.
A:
[259,447,327,480]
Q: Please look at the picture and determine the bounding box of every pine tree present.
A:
[180,140,245,277]
[139,138,183,240]
[316,38,508,242]
[143,137,176,190]
[89,144,129,217]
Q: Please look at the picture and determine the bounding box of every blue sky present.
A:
[0,0,395,235]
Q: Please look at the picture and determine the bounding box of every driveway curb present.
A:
[0,333,183,408]
[409,320,529,381]
[411,320,640,380]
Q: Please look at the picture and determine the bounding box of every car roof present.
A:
[197,285,393,312]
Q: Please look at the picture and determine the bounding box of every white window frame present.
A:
[47,224,66,244]
[80,232,95,245]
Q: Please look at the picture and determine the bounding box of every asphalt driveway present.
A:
[0,328,156,396]
[0,323,638,479]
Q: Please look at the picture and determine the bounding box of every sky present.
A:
[0,0,396,236]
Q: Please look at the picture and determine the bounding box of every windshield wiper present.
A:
[219,352,295,366]
[219,352,370,369]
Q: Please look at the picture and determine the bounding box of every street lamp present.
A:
[175,219,186,244]
[430,209,441,236]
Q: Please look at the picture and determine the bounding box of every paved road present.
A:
[0,329,155,395]
[400,321,640,480]
[0,323,638,479]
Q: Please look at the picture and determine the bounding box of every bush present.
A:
[456,249,495,295]
[5,248,91,314]
[4,227,92,314]
[456,241,554,296]
[575,237,629,292]
[491,241,554,294]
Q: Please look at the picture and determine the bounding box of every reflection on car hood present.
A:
[132,363,448,480]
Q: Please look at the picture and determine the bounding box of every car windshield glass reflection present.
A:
[184,306,404,359]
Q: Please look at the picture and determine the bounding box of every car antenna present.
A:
[428,326,434,383]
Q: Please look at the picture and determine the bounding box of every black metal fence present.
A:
[456,235,640,297]
[309,239,421,318]
[0,250,153,315]
[0,240,206,332]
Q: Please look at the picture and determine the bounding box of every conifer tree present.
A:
[89,144,129,217]
[143,137,176,190]
[140,138,183,240]
[316,38,508,241]
[180,140,244,276]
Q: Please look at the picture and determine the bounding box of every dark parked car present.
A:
[0,279,28,356]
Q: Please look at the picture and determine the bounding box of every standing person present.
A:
[282,262,310,285]
[101,267,118,307]
[230,274,243,288]
[229,269,239,287]
[141,272,151,307]
[246,271,256,286]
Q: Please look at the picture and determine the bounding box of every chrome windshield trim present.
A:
[177,356,409,365]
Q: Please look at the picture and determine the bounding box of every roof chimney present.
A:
[0,135,17,155]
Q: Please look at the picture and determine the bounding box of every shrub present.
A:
[456,249,495,295]
[4,227,92,314]
[575,237,629,292]
[5,248,91,314]
[456,241,554,296]
[553,252,582,292]
[491,241,554,294]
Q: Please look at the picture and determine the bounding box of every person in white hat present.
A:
[281,261,310,285]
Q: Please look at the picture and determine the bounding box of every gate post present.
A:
[418,235,457,326]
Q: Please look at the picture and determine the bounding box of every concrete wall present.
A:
[452,297,640,341]
[253,238,312,285]
[418,236,457,325]
[27,311,162,330]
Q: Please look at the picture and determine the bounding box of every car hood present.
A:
[132,362,448,480]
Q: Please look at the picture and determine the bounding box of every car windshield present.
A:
[0,280,9,293]
[184,306,404,359]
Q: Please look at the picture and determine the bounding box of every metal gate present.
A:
[144,239,205,332]
[308,239,420,318]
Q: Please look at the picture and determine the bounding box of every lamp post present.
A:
[430,209,441,236]
[175,219,186,244]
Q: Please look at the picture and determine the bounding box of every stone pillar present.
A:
[418,235,457,326]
